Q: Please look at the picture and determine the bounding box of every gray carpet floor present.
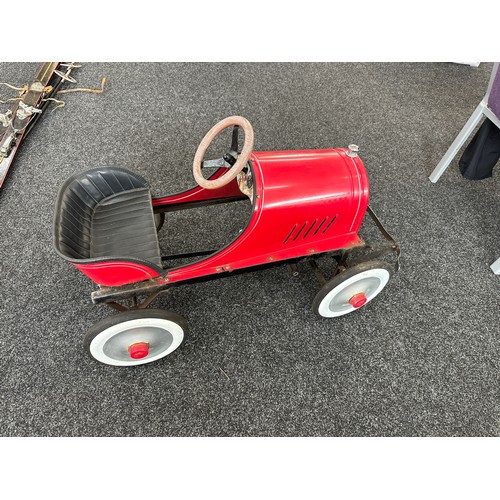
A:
[0,62,498,436]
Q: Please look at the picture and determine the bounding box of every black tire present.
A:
[84,308,187,366]
[154,212,165,232]
[312,260,393,318]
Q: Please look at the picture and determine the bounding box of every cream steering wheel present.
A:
[192,116,254,190]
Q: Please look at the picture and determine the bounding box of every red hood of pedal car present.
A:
[165,148,369,283]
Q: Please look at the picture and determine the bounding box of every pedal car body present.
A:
[53,116,399,366]
[55,147,369,286]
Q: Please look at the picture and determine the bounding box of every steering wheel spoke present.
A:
[202,157,226,169]
[231,125,239,152]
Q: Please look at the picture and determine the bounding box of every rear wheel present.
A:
[312,260,392,318]
[154,212,165,232]
[84,309,187,366]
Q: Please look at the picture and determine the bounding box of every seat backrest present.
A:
[54,167,149,260]
[486,62,500,120]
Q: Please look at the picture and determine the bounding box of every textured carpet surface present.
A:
[0,62,498,436]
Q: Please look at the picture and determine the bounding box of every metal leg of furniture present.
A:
[429,102,486,183]
[490,258,500,274]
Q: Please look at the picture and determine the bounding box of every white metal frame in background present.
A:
[428,63,500,274]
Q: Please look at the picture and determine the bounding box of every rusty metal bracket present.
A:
[102,290,162,312]
[365,205,401,271]
[309,259,327,285]
[92,278,167,305]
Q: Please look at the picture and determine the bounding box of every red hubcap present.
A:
[349,292,367,308]
[128,342,149,359]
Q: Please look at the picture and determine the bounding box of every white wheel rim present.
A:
[318,268,390,318]
[90,317,184,366]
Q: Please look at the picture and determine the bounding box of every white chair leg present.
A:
[490,258,500,274]
[429,102,486,183]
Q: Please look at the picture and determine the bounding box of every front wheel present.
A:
[84,309,187,366]
[312,260,393,318]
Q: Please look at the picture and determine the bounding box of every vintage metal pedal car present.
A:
[53,116,399,366]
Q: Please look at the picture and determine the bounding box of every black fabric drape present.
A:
[459,118,500,180]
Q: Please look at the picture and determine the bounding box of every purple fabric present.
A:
[488,64,500,119]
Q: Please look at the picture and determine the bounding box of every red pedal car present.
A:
[53,116,399,366]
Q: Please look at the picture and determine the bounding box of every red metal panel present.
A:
[72,148,369,287]
[73,261,160,287]
[165,148,369,284]
[152,167,243,207]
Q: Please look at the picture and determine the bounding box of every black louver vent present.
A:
[283,215,337,244]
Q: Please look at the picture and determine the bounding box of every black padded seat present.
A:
[54,167,162,269]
